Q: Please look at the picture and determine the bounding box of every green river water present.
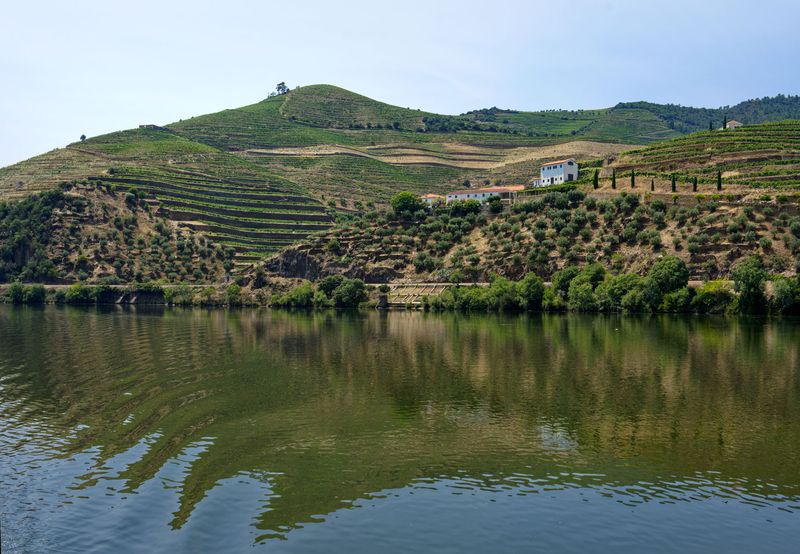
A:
[0,305,798,552]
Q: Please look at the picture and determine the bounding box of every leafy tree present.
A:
[769,276,798,314]
[487,195,503,213]
[595,273,643,311]
[332,278,367,307]
[647,256,689,296]
[692,280,734,313]
[80,134,86,142]
[8,281,24,303]
[23,284,46,304]
[731,255,767,313]
[517,273,544,310]
[318,275,345,297]
[390,192,425,216]
[552,266,581,299]
[276,82,289,95]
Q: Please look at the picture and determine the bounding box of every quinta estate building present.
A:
[445,185,525,205]
[537,158,579,186]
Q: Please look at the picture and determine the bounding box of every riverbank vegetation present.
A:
[422,254,799,315]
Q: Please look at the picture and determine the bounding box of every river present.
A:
[1,306,798,552]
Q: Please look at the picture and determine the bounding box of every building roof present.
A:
[446,185,525,196]
[541,158,576,168]
[727,120,743,126]
[420,193,445,199]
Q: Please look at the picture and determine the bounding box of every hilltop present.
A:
[2,85,800,283]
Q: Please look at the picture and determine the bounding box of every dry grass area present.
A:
[242,140,634,172]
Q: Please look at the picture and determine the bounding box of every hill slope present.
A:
[608,120,800,190]
[2,85,800,279]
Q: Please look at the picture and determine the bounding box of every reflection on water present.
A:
[1,306,799,553]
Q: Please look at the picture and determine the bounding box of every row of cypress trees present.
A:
[594,169,723,192]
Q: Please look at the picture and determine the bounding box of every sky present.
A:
[1,0,798,167]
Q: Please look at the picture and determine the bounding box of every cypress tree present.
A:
[709,120,713,131]
[723,115,728,130]
[650,179,655,192]
[692,176,698,192]
[630,169,635,189]
[593,169,599,189]
[717,169,722,191]
[671,174,676,193]
[611,168,617,189]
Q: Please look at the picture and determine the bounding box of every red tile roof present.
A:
[446,185,525,196]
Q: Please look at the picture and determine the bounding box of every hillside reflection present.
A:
[1,306,799,538]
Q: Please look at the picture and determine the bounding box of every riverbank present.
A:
[3,253,798,316]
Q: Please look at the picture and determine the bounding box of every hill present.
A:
[263,188,800,286]
[606,120,800,191]
[2,85,800,281]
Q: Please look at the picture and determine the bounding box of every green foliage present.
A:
[769,276,799,314]
[8,281,25,303]
[692,280,735,314]
[517,273,545,311]
[331,278,367,308]
[647,256,689,296]
[318,275,345,297]
[391,192,425,216]
[487,196,503,214]
[65,284,96,304]
[595,273,643,311]
[273,282,314,308]
[22,284,46,304]
[226,283,242,305]
[660,287,693,312]
[731,256,767,313]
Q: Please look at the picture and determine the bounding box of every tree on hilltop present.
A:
[276,82,289,95]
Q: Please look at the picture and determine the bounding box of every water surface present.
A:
[1,306,799,552]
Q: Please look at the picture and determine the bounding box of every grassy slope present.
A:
[265,190,800,285]
[610,121,800,189]
[3,85,800,276]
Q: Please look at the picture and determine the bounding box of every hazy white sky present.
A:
[1,0,798,167]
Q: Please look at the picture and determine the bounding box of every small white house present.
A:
[538,158,578,186]
[720,119,743,130]
[420,193,445,206]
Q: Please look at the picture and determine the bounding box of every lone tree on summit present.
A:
[276,82,289,95]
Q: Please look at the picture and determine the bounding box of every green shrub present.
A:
[517,273,545,310]
[731,256,767,313]
[332,278,367,308]
[692,281,735,314]
[660,287,693,313]
[23,284,46,304]
[65,284,96,304]
[8,281,25,303]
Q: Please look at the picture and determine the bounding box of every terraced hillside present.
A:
[3,84,800,281]
[0,128,334,269]
[608,121,800,190]
[265,189,800,285]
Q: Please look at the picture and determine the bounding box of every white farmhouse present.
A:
[538,158,579,186]
[445,185,524,205]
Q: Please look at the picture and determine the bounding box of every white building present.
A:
[720,119,743,130]
[538,158,578,186]
[445,185,524,204]
[420,193,445,206]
